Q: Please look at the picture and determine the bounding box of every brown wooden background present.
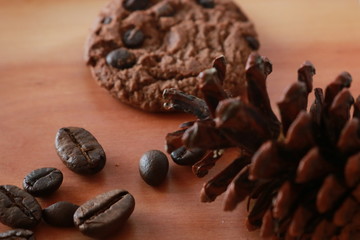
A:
[1,0,360,239]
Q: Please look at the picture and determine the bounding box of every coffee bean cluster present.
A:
[0,127,135,239]
[0,2,195,237]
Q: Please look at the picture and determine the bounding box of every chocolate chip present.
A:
[123,0,149,11]
[197,0,215,8]
[106,48,136,69]
[154,2,175,17]
[123,28,145,48]
[101,17,112,24]
[245,36,260,50]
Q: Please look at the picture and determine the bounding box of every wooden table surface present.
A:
[1,0,360,239]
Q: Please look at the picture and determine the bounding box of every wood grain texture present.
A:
[0,0,359,239]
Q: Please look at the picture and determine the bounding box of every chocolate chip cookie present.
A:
[85,0,259,112]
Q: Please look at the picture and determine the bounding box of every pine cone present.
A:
[163,52,360,240]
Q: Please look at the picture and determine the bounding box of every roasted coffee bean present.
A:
[154,2,175,17]
[74,189,135,238]
[244,35,260,50]
[123,0,149,11]
[0,228,35,240]
[23,167,63,197]
[106,48,137,69]
[55,127,106,175]
[43,201,79,228]
[139,150,169,186]
[171,146,206,166]
[0,185,42,229]
[197,0,215,8]
[122,28,145,48]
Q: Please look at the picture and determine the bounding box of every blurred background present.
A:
[0,1,359,239]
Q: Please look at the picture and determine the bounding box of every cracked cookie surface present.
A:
[85,0,258,112]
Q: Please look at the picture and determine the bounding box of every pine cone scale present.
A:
[333,197,358,226]
[200,155,250,202]
[344,152,360,187]
[273,181,297,219]
[296,147,330,183]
